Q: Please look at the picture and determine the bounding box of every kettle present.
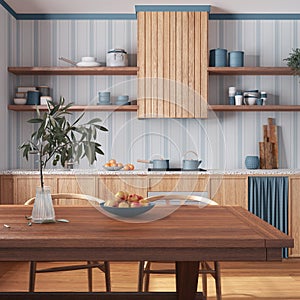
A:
[182,151,202,170]
[106,49,128,67]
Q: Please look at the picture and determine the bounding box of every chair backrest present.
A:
[24,193,103,206]
[145,194,218,206]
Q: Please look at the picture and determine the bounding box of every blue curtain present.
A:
[248,176,288,258]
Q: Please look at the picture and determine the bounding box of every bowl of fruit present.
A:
[100,191,154,217]
[103,159,124,171]
[103,159,135,171]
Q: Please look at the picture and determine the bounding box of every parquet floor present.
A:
[0,260,300,299]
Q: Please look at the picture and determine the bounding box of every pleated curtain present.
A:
[248,176,289,258]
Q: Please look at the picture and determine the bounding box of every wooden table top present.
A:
[0,205,293,262]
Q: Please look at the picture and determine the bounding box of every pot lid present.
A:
[108,48,127,54]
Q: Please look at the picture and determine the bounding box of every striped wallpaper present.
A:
[1,7,300,171]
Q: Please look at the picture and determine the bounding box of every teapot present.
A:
[182,151,202,170]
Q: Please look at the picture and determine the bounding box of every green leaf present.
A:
[28,118,43,124]
[86,118,102,125]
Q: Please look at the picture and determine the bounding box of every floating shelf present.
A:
[209,105,300,112]
[208,67,294,76]
[8,105,138,112]
[7,66,139,76]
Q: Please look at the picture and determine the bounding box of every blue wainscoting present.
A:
[248,176,289,258]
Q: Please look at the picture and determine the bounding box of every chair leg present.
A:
[138,261,145,292]
[200,261,208,298]
[214,261,222,300]
[144,261,151,292]
[29,261,37,292]
[104,261,111,292]
[87,261,93,292]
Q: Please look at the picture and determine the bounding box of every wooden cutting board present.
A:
[267,118,279,168]
[259,118,278,169]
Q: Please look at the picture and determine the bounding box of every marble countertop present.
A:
[1,169,300,176]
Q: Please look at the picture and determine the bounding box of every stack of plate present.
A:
[77,57,101,67]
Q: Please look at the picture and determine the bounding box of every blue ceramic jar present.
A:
[245,156,260,169]
[228,51,244,67]
[209,48,227,67]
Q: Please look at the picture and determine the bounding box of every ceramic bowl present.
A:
[100,202,155,217]
[81,56,96,62]
[103,165,123,171]
[14,98,27,105]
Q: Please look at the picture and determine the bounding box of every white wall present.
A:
[5,0,300,14]
[0,6,15,171]
[7,18,300,171]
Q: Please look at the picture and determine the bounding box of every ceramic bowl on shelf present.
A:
[81,56,96,62]
[13,98,27,105]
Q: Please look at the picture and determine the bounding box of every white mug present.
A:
[235,95,243,105]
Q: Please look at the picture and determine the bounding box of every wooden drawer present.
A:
[148,175,209,192]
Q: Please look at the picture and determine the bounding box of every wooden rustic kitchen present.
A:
[0,0,299,299]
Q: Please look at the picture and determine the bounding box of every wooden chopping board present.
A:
[259,119,278,169]
[267,118,279,168]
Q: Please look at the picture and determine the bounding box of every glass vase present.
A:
[31,186,56,223]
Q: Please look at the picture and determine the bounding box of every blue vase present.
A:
[245,156,260,169]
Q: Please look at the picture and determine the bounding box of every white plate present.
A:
[76,61,101,67]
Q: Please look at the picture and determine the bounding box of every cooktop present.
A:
[148,168,207,172]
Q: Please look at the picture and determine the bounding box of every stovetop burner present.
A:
[148,168,207,172]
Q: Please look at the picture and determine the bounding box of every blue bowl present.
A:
[100,202,154,217]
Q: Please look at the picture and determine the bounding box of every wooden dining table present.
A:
[0,204,293,300]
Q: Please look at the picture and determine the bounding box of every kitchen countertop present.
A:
[1,169,300,175]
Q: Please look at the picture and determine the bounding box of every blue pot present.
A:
[245,156,260,169]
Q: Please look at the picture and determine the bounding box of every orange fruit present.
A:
[109,159,116,164]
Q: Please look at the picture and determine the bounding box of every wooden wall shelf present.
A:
[209,105,300,112]
[7,66,139,76]
[208,67,294,76]
[8,105,138,112]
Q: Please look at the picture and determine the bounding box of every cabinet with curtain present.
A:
[248,176,289,258]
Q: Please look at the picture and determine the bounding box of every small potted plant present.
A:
[284,48,300,75]
[20,97,108,223]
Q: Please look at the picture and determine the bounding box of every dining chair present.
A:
[25,193,111,293]
[137,194,222,300]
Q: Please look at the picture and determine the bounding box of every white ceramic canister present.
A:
[106,49,128,67]
[235,91,243,105]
